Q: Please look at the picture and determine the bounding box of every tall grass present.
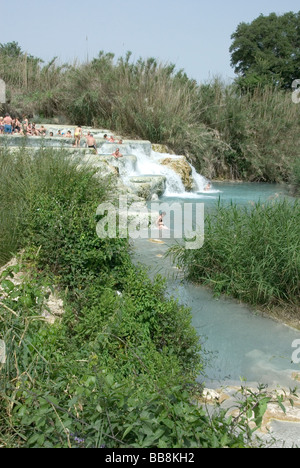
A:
[0,146,212,448]
[291,157,300,195]
[168,200,300,312]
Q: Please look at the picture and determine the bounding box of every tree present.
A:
[230,11,300,90]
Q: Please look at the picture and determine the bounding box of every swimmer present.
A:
[156,211,168,230]
[22,116,28,133]
[86,133,97,152]
[13,117,21,133]
[37,125,46,136]
[204,182,211,191]
[112,148,123,159]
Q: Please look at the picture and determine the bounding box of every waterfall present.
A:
[117,145,212,198]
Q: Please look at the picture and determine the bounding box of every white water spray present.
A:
[111,145,215,198]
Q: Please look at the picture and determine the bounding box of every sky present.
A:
[1,0,300,84]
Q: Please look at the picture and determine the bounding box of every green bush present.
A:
[0,261,277,448]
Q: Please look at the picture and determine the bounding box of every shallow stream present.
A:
[131,182,300,390]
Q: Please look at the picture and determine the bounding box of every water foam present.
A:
[117,145,215,198]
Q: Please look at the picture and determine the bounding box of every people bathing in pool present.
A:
[0,114,49,136]
[73,126,83,147]
[3,113,13,134]
[86,133,97,152]
[0,122,124,152]
[103,134,123,144]
[112,148,123,159]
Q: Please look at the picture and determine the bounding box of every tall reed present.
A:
[168,200,300,311]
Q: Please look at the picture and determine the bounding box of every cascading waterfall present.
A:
[106,144,213,198]
[132,149,187,196]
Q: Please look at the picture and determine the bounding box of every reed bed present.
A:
[168,200,300,313]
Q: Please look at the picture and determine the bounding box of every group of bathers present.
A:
[0,113,22,135]
[0,114,13,134]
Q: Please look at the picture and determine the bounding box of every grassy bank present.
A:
[1,147,279,448]
[1,46,300,185]
[168,200,300,323]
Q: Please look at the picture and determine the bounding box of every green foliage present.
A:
[168,200,300,310]
[0,147,283,448]
[230,12,300,90]
[291,157,300,195]
[0,261,279,448]
[0,41,23,57]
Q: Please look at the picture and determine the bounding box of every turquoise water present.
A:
[132,182,300,389]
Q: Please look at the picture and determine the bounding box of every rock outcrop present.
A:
[159,156,193,191]
[128,175,167,200]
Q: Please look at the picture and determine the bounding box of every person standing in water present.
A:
[73,125,83,147]
[3,113,12,134]
[86,133,97,153]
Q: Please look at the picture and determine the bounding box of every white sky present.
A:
[1,0,299,84]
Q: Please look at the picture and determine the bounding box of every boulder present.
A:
[128,175,166,200]
[159,156,193,191]
[152,143,174,154]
